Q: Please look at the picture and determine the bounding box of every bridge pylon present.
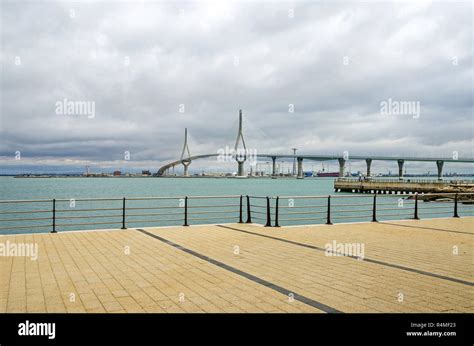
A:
[436,160,444,180]
[180,128,192,176]
[397,159,404,180]
[234,110,247,177]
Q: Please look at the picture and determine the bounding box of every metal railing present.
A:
[0,193,472,233]
[0,196,242,233]
[336,178,473,184]
[248,192,474,227]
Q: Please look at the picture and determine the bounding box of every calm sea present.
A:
[0,176,472,234]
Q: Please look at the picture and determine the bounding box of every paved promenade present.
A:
[1,218,472,313]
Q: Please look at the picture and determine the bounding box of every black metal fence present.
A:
[266,193,473,227]
[0,193,472,233]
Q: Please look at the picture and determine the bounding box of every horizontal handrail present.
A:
[279,204,327,209]
[331,209,373,214]
[187,204,240,209]
[187,210,239,215]
[126,196,184,201]
[279,216,327,222]
[0,224,52,230]
[1,192,473,205]
[279,192,474,198]
[250,210,267,215]
[330,203,375,207]
[55,214,123,220]
[0,199,52,204]
[188,216,240,221]
[376,207,414,212]
[56,208,123,213]
[417,205,455,210]
[0,216,52,222]
[0,195,240,204]
[277,195,328,199]
[375,202,415,206]
[126,212,183,217]
[284,210,327,215]
[332,214,373,219]
[55,221,123,227]
[0,209,51,215]
[123,218,183,224]
[249,204,267,208]
[187,195,241,199]
[126,206,180,210]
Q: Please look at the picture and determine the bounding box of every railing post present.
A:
[51,198,57,233]
[326,195,332,225]
[414,193,419,220]
[274,196,280,227]
[372,194,377,222]
[239,195,243,223]
[121,197,127,229]
[183,196,189,226]
[265,196,272,227]
[246,195,252,223]
[454,193,459,218]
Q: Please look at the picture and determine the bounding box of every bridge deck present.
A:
[1,218,472,313]
[157,153,474,175]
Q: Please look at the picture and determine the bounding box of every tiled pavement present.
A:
[1,217,472,313]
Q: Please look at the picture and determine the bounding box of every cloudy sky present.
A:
[0,0,473,175]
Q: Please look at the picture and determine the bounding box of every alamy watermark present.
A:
[380,98,420,119]
[0,240,38,260]
[18,320,55,339]
[217,145,258,164]
[55,98,95,119]
[325,240,365,260]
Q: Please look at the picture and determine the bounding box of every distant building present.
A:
[113,171,121,176]
[142,170,151,176]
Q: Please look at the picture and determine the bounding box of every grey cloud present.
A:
[0,1,472,174]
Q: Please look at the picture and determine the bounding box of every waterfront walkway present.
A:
[1,218,472,313]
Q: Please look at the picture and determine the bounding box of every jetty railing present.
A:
[336,178,473,184]
[0,193,472,233]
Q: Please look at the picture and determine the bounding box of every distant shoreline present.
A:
[6,174,474,179]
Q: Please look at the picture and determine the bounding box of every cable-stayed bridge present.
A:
[157,110,474,179]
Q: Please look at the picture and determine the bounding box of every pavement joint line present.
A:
[217,225,474,287]
[135,228,342,314]
[380,222,473,235]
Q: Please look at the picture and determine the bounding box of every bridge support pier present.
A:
[397,159,404,180]
[338,158,346,177]
[182,161,191,177]
[436,160,444,180]
[236,160,245,177]
[272,156,276,176]
[366,158,372,177]
[297,157,304,179]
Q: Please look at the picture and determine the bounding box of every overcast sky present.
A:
[0,0,473,174]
